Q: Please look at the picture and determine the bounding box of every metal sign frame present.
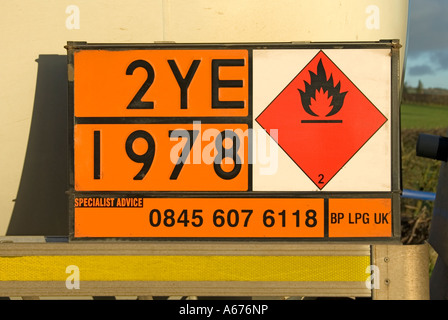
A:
[66,40,401,242]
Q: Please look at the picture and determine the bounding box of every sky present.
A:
[404,0,448,89]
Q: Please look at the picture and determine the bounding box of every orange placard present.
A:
[69,44,398,241]
[74,123,249,191]
[74,197,324,238]
[74,49,249,117]
[328,198,392,237]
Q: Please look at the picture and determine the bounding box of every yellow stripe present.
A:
[0,255,370,282]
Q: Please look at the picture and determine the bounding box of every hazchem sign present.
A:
[67,41,401,241]
[256,51,387,190]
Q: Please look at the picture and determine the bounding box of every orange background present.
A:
[74,123,249,191]
[328,198,392,237]
[74,49,249,117]
[74,198,324,238]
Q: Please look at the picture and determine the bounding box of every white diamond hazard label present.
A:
[252,49,392,192]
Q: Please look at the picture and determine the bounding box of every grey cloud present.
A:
[407,0,448,55]
[431,50,448,70]
[409,64,434,76]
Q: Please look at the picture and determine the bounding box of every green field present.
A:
[401,103,448,129]
[400,102,447,247]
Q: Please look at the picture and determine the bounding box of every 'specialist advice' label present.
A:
[67,42,401,241]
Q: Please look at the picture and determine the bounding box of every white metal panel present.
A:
[0,0,408,235]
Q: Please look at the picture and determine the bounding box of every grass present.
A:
[399,102,447,275]
[401,103,448,129]
[400,102,447,200]
[400,103,448,284]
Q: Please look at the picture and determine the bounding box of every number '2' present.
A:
[318,174,324,184]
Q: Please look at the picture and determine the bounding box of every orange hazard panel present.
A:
[74,197,324,238]
[328,198,392,237]
[74,123,249,191]
[74,49,249,117]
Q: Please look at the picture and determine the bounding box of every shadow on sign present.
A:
[7,55,69,236]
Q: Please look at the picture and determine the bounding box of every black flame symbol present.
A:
[298,59,347,117]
